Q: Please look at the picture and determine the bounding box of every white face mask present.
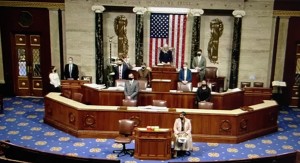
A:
[68,60,73,64]
[183,66,187,70]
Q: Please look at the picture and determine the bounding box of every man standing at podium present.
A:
[178,62,192,84]
[192,49,206,82]
[64,57,79,80]
[124,73,139,100]
[113,58,131,80]
[159,44,173,64]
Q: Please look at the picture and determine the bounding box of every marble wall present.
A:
[0,29,4,83]
[62,0,275,88]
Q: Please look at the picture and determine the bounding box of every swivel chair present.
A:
[122,99,137,107]
[152,100,167,107]
[198,101,214,109]
[72,92,83,103]
[253,82,264,87]
[177,82,192,92]
[113,119,135,157]
[241,82,251,89]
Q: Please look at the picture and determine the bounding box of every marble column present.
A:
[229,10,245,89]
[133,7,147,67]
[92,5,105,84]
[189,9,204,68]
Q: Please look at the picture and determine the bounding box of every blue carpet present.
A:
[0,97,299,163]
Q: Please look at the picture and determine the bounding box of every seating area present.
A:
[0,140,120,163]
[198,101,214,109]
[152,100,167,107]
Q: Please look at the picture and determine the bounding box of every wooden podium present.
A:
[134,128,172,160]
[151,79,172,92]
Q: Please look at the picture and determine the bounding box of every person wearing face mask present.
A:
[192,49,206,82]
[113,58,131,81]
[173,111,193,158]
[49,66,61,92]
[178,62,192,85]
[64,57,79,80]
[138,63,151,86]
[196,80,211,104]
[124,73,139,100]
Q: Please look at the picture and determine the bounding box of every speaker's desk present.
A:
[134,128,172,160]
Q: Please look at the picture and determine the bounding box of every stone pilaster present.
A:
[133,7,147,66]
[229,10,245,89]
[189,9,204,68]
[92,5,105,84]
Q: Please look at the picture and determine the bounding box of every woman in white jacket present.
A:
[49,66,61,92]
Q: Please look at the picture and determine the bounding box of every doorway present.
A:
[12,34,43,96]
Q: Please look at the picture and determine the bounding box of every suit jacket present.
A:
[178,69,192,82]
[114,63,130,80]
[159,50,173,63]
[192,56,206,71]
[124,80,139,100]
[64,64,79,80]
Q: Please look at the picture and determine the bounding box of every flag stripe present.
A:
[149,13,187,68]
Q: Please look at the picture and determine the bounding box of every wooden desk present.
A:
[151,79,171,92]
[44,92,279,143]
[134,128,172,160]
[243,87,272,106]
[81,85,245,110]
[61,80,89,95]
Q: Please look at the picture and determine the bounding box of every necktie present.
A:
[119,66,122,79]
[69,64,72,78]
[184,70,187,81]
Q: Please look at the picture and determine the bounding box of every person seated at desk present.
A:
[173,111,193,158]
[138,63,151,86]
[159,44,173,64]
[64,57,79,80]
[196,80,211,103]
[178,62,192,85]
[113,58,132,80]
[124,73,139,100]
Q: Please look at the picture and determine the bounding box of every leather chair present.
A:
[177,82,192,92]
[62,90,72,99]
[122,99,137,107]
[81,76,92,83]
[137,80,147,90]
[113,119,135,157]
[72,92,83,103]
[253,82,264,87]
[241,82,251,89]
[205,67,218,91]
[115,79,126,87]
[198,101,214,109]
[152,100,167,107]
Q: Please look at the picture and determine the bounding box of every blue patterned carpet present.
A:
[0,97,300,163]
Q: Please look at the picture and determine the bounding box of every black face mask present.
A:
[54,70,57,73]
[129,77,134,80]
[180,117,184,120]
[142,66,146,70]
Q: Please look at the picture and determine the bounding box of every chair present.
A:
[122,99,137,107]
[81,76,92,83]
[61,90,72,99]
[205,67,218,91]
[72,92,83,103]
[253,82,264,87]
[177,82,192,92]
[115,79,126,87]
[241,82,251,89]
[152,100,167,107]
[137,80,147,90]
[198,101,214,109]
[113,119,135,157]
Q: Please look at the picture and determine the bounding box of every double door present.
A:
[13,34,43,96]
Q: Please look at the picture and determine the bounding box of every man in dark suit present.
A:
[64,57,79,80]
[124,73,139,100]
[178,62,192,84]
[113,58,131,80]
[192,49,206,82]
[159,44,173,64]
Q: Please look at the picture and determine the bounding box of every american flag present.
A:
[149,13,187,68]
